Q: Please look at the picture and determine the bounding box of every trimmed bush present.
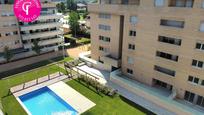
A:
[77,75,117,97]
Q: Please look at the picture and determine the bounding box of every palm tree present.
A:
[3,46,13,62]
[32,40,41,55]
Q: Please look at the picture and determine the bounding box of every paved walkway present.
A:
[73,65,110,85]
[48,81,95,114]
[66,44,90,59]
[108,81,175,115]
[11,72,68,97]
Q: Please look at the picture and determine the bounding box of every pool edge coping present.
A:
[16,97,32,115]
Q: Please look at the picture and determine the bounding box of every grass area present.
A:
[0,57,74,115]
[79,14,84,21]
[67,80,155,115]
[76,38,91,44]
[64,34,91,44]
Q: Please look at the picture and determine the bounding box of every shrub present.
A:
[77,75,117,97]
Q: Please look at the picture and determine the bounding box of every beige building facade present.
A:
[0,0,63,63]
[88,0,204,114]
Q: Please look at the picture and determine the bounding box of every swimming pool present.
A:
[19,87,78,115]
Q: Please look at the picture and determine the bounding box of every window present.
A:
[154,65,176,76]
[5,33,11,36]
[127,68,133,74]
[188,76,199,84]
[184,91,195,103]
[129,30,136,36]
[127,57,134,64]
[196,95,204,107]
[130,16,138,24]
[122,0,129,4]
[158,36,182,46]
[99,46,108,52]
[98,57,104,63]
[155,0,164,7]
[192,59,203,68]
[156,51,178,61]
[160,19,185,28]
[195,42,204,50]
[13,31,18,35]
[202,0,204,8]
[200,22,204,32]
[99,36,110,42]
[128,44,135,50]
[98,24,111,31]
[169,0,194,8]
[99,13,111,19]
[202,80,204,86]
[99,46,104,51]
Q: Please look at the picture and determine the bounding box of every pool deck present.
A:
[11,72,68,97]
[48,81,96,114]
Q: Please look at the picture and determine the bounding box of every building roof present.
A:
[77,3,87,7]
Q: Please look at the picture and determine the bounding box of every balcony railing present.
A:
[20,22,62,31]
[23,37,63,49]
[38,14,63,20]
[101,55,121,67]
[99,0,140,5]
[22,30,63,40]
[88,4,139,14]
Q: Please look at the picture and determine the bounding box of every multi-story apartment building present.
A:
[87,0,204,114]
[0,0,63,63]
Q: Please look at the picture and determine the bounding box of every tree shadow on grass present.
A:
[119,96,156,115]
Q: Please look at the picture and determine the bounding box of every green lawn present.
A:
[64,34,91,44]
[0,57,73,115]
[67,80,155,115]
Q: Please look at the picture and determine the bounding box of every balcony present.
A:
[39,37,63,46]
[41,3,56,8]
[110,70,203,115]
[100,55,121,67]
[88,4,139,15]
[38,14,62,20]
[23,37,63,49]
[157,41,180,55]
[160,19,185,28]
[154,65,176,77]
[20,22,62,31]
[41,46,59,52]
[154,70,176,88]
[22,30,63,40]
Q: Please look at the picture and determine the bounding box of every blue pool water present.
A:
[19,87,78,115]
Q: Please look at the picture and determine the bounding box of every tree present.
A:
[68,11,80,37]
[56,2,66,13]
[32,40,41,55]
[82,11,89,19]
[3,46,13,62]
[66,0,77,11]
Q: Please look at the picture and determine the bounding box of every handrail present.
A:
[10,72,63,94]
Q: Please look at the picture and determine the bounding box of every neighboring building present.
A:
[86,0,204,114]
[77,3,87,11]
[51,0,66,3]
[60,15,70,34]
[0,0,63,63]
